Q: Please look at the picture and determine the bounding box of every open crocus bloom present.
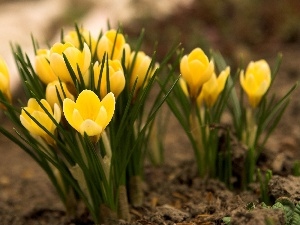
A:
[180,48,214,100]
[20,99,61,145]
[240,60,271,108]
[50,42,91,84]
[198,66,230,108]
[0,57,11,104]
[63,90,115,142]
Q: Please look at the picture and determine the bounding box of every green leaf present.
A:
[274,197,295,224]
[222,216,231,225]
[292,202,300,225]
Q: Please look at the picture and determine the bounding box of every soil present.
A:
[1,1,300,224]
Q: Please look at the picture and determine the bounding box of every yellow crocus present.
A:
[0,56,11,104]
[46,80,75,109]
[97,29,131,66]
[129,51,157,95]
[35,49,58,84]
[20,98,61,145]
[198,67,230,108]
[93,60,125,98]
[240,60,271,108]
[64,29,97,55]
[63,90,115,142]
[180,48,214,100]
[50,42,91,84]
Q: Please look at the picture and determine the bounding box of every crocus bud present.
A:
[20,98,61,145]
[180,48,214,100]
[198,67,230,108]
[64,29,97,55]
[129,51,157,96]
[35,49,58,84]
[0,57,11,104]
[93,60,125,98]
[97,29,131,66]
[63,90,115,143]
[50,42,91,85]
[46,80,75,109]
[240,60,271,108]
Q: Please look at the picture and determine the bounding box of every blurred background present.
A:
[1,0,300,92]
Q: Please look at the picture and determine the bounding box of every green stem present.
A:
[245,107,257,149]
[99,203,118,225]
[69,164,92,205]
[190,102,205,177]
[245,108,258,186]
[99,131,112,181]
[118,185,131,221]
[129,175,144,207]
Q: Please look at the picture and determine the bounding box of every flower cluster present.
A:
[167,48,296,187]
[0,24,296,223]
[0,26,172,224]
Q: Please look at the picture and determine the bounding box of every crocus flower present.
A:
[35,49,58,84]
[46,80,75,109]
[180,48,214,100]
[64,29,97,56]
[240,60,271,108]
[0,57,11,104]
[50,42,91,84]
[93,60,125,98]
[97,29,131,66]
[129,51,157,96]
[198,67,230,108]
[63,90,115,142]
[20,98,61,145]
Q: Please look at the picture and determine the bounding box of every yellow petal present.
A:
[27,98,41,111]
[50,53,72,83]
[50,42,73,54]
[20,114,33,133]
[216,67,230,93]
[75,90,101,120]
[79,119,102,136]
[63,98,77,128]
[95,106,108,128]
[110,71,125,97]
[40,99,53,115]
[53,103,62,124]
[99,92,115,125]
[71,109,84,131]
[180,56,192,85]
[46,80,74,109]
[82,43,92,73]
[0,57,9,78]
[188,48,208,63]
[64,47,81,73]
[31,110,52,135]
[35,50,57,84]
